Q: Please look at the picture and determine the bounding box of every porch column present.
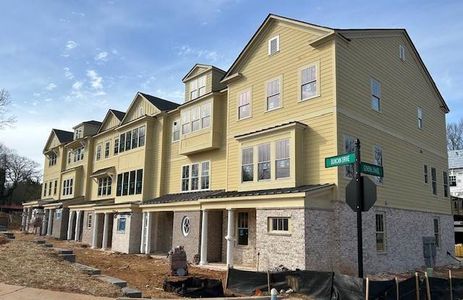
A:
[74,210,82,241]
[21,208,27,231]
[92,213,100,249]
[102,213,110,250]
[41,209,47,235]
[47,209,53,235]
[25,208,32,232]
[140,212,147,254]
[145,212,152,254]
[200,210,208,265]
[67,210,74,240]
[225,208,235,268]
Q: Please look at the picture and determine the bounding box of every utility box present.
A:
[423,236,437,268]
[169,246,188,276]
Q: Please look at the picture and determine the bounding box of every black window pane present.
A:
[116,174,122,196]
[136,169,143,194]
[129,170,136,195]
[122,173,129,196]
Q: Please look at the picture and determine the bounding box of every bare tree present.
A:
[0,89,16,129]
[447,119,463,150]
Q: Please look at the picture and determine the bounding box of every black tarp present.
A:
[367,279,395,299]
[163,277,224,298]
[452,277,463,298]
[226,268,268,295]
[331,273,365,300]
[296,270,334,299]
[429,277,450,300]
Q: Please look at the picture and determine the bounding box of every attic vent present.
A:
[268,36,280,55]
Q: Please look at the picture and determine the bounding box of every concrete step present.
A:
[54,248,73,255]
[74,263,101,275]
[121,287,142,298]
[59,253,76,263]
[95,275,127,288]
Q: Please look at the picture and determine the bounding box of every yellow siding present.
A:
[226,20,338,191]
[124,96,160,123]
[99,113,121,132]
[335,33,450,214]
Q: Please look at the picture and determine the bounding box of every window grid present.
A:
[237,212,249,245]
[116,169,143,196]
[301,65,317,100]
[181,162,210,192]
[268,36,279,55]
[104,142,110,158]
[376,213,386,252]
[97,177,112,197]
[266,78,281,111]
[238,90,251,119]
[258,144,271,180]
[417,107,423,129]
[118,126,145,153]
[275,140,290,179]
[181,102,211,135]
[241,148,254,182]
[431,167,437,195]
[269,217,289,232]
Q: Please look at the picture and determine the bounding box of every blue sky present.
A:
[0,0,462,168]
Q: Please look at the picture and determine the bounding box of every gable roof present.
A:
[138,92,180,111]
[73,120,102,129]
[182,64,226,82]
[97,109,126,134]
[53,129,73,143]
[110,109,126,121]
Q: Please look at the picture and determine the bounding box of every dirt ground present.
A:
[15,232,226,298]
[0,235,121,298]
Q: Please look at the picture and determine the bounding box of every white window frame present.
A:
[268,35,280,55]
[241,147,254,183]
[257,143,271,181]
[189,75,206,100]
[417,107,423,129]
[180,161,211,192]
[104,141,110,159]
[87,213,92,229]
[399,44,406,61]
[275,139,290,179]
[433,218,440,247]
[117,217,127,233]
[96,144,102,161]
[172,118,180,142]
[299,62,320,101]
[268,217,290,234]
[370,78,381,112]
[180,101,211,136]
[266,77,282,111]
[238,89,252,120]
[375,212,387,252]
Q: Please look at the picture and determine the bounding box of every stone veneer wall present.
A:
[152,211,173,253]
[81,211,93,246]
[332,201,455,275]
[207,210,223,262]
[112,212,142,254]
[256,208,306,271]
[52,208,69,240]
[305,208,335,271]
[172,211,201,262]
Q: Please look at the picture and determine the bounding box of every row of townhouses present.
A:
[22,14,453,275]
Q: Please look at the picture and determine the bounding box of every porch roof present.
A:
[143,190,224,205]
[204,184,334,199]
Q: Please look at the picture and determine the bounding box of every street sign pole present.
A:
[354,139,364,278]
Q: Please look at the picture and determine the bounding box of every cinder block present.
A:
[122,287,142,298]
[96,275,128,288]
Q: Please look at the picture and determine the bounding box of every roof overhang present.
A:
[65,138,87,150]
[235,121,308,141]
[91,167,116,179]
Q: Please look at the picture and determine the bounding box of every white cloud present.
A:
[72,81,83,90]
[176,45,222,62]
[86,70,104,91]
[71,11,85,17]
[64,67,74,80]
[95,51,109,62]
[66,40,78,50]
[45,83,57,91]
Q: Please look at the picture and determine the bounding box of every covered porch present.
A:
[21,199,45,234]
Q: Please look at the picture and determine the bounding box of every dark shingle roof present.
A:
[110,109,126,121]
[205,184,334,199]
[234,121,307,139]
[53,129,74,143]
[449,150,463,169]
[139,92,180,111]
[143,190,224,205]
[83,120,102,126]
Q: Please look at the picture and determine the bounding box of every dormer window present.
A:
[74,128,83,139]
[268,36,280,55]
[190,75,206,100]
[48,152,57,166]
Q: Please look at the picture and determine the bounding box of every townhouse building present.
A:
[22,14,453,275]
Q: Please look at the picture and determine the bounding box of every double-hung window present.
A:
[201,103,211,128]
[258,144,271,180]
[116,169,143,196]
[301,64,318,100]
[266,78,281,111]
[268,36,279,55]
[191,163,199,191]
[119,134,126,153]
[48,181,52,196]
[172,119,180,142]
[191,107,201,132]
[275,140,290,178]
[201,162,210,190]
[96,145,102,161]
[371,78,381,112]
[375,213,386,252]
[241,148,254,182]
[104,142,110,158]
[136,170,143,194]
[181,162,210,192]
[182,165,190,191]
[138,126,145,147]
[434,218,440,247]
[131,128,138,148]
[417,107,423,129]
[237,212,249,245]
[399,44,406,61]
[238,90,251,119]
[97,177,112,197]
[181,111,191,135]
[443,171,449,197]
[431,167,437,195]
[114,138,119,155]
[125,131,132,151]
[49,153,57,166]
[190,75,206,100]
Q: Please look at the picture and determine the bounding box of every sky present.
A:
[0,0,462,169]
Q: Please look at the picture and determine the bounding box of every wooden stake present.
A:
[425,272,431,300]
[225,267,229,290]
[267,270,271,293]
[395,277,399,300]
[449,269,453,300]
[415,272,419,300]
[365,277,369,300]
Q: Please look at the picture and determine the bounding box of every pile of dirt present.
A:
[0,238,121,297]
[0,236,8,245]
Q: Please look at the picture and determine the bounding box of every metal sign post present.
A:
[354,139,364,278]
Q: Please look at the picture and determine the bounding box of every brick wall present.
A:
[172,210,201,262]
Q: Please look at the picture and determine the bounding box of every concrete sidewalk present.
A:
[0,283,115,300]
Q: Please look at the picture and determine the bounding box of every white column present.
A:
[67,211,74,240]
[102,213,110,250]
[145,212,152,254]
[92,213,100,249]
[47,209,53,235]
[21,208,27,231]
[226,208,234,268]
[200,210,209,265]
[74,210,82,241]
[140,212,147,254]
[25,208,32,232]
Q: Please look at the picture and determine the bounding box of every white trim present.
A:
[180,160,211,192]
[268,35,280,56]
[265,75,283,112]
[298,61,321,101]
[237,88,252,121]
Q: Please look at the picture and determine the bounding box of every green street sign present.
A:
[360,162,384,177]
[325,152,356,168]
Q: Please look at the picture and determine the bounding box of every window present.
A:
[268,36,279,55]
[182,165,190,192]
[433,218,440,247]
[125,131,132,151]
[132,128,138,149]
[450,175,457,187]
[136,169,143,194]
[190,75,206,100]
[268,217,289,233]
[181,110,191,135]
[74,128,83,139]
[275,140,290,179]
[55,209,62,220]
[375,213,386,252]
[431,167,437,195]
[301,64,318,100]
[117,126,145,153]
[201,103,211,128]
[117,217,126,233]
[374,145,383,184]
[96,145,102,161]
[399,44,406,61]
[73,147,84,162]
[344,135,355,178]
[122,172,129,195]
[48,153,57,166]
[62,178,73,196]
[201,162,210,190]
[424,165,428,183]
[114,138,119,155]
[43,183,47,197]
[97,177,112,197]
[48,181,52,196]
[258,144,271,180]
[87,213,92,228]
[67,151,72,164]
[116,174,122,196]
[129,170,136,195]
[190,164,199,190]
[241,148,254,182]
[266,78,281,111]
[238,90,251,119]
[371,79,381,112]
[119,134,125,153]
[181,216,190,237]
[138,126,145,147]
[237,212,249,245]
[104,142,110,158]
[116,169,143,196]
[54,180,57,195]
[443,171,449,197]
[181,102,211,135]
[172,119,180,142]
[191,107,201,131]
[417,107,423,129]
